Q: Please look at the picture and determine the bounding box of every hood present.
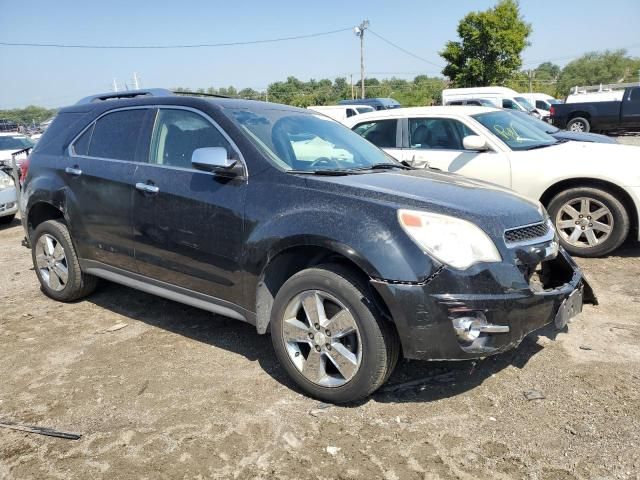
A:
[305,168,544,233]
[552,131,618,144]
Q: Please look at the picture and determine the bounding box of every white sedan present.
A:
[346,106,640,257]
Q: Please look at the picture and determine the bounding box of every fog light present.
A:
[452,317,482,342]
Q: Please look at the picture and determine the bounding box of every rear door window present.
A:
[88,109,147,161]
[352,119,398,148]
[72,124,94,156]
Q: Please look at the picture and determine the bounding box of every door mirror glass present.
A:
[191,147,237,172]
[463,135,489,151]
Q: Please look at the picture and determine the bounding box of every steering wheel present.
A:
[309,157,341,169]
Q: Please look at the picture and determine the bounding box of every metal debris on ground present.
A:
[523,389,546,401]
[378,372,456,393]
[0,420,81,440]
[579,345,593,351]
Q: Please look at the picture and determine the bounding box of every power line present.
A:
[367,29,444,69]
[0,27,353,49]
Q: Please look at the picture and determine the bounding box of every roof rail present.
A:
[75,88,175,105]
[173,90,230,99]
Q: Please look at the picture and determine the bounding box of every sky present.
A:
[1,0,639,109]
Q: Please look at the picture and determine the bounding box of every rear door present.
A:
[621,87,640,128]
[400,116,511,188]
[63,107,150,271]
[351,118,403,159]
[132,107,247,303]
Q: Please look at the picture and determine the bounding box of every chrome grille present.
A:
[504,222,550,244]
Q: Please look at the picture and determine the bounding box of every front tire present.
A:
[31,220,98,301]
[548,187,629,257]
[270,264,398,403]
[567,116,590,133]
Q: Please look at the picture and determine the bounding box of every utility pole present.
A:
[354,20,369,99]
[350,74,354,99]
[132,72,140,90]
[528,69,534,93]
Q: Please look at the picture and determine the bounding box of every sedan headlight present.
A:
[0,171,15,190]
[398,209,502,270]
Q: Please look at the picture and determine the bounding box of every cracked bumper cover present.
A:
[371,246,594,361]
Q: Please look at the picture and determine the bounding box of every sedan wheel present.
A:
[282,290,362,387]
[555,197,613,249]
[35,233,69,291]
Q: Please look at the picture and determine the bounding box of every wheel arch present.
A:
[26,201,66,237]
[254,243,393,335]
[567,111,591,121]
[539,177,638,234]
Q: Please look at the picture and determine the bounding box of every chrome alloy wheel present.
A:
[35,233,69,291]
[555,197,613,248]
[569,121,586,132]
[281,290,362,387]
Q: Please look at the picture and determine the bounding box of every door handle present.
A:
[65,167,82,176]
[135,182,160,194]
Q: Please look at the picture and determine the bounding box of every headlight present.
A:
[0,171,14,190]
[398,209,502,270]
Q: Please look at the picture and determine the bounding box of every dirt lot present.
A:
[1,212,639,479]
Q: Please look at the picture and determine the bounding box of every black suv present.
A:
[22,89,593,403]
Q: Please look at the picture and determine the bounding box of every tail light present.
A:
[19,157,30,185]
[549,106,555,117]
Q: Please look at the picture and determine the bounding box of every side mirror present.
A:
[463,135,489,151]
[191,147,238,174]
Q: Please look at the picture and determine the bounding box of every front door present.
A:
[621,87,640,129]
[350,118,404,159]
[132,107,247,304]
[400,117,512,189]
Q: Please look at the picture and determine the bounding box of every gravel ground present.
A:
[614,134,640,146]
[1,207,639,478]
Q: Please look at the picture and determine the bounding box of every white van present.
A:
[307,105,375,124]
[442,87,545,118]
[519,93,562,112]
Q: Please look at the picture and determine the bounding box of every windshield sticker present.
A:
[493,124,523,143]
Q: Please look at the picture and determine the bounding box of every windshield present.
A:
[224,107,399,172]
[511,110,559,133]
[356,107,374,114]
[0,136,35,150]
[514,96,536,111]
[472,110,558,151]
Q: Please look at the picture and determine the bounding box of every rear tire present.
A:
[567,117,590,133]
[548,187,629,257]
[270,263,399,403]
[31,220,98,301]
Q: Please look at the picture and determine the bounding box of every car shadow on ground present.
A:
[0,217,20,231]
[86,280,556,405]
[607,240,640,258]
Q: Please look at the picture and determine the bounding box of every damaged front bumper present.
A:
[371,242,595,361]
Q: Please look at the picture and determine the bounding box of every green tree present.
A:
[534,62,561,81]
[440,0,532,87]
[556,50,640,96]
[0,105,57,125]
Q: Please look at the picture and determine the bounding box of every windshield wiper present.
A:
[353,163,412,171]
[286,169,354,176]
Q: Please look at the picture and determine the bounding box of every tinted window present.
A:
[150,109,232,169]
[502,99,517,109]
[72,124,93,156]
[352,119,398,148]
[88,109,146,161]
[0,136,34,150]
[629,88,640,102]
[535,100,549,110]
[346,109,357,118]
[409,118,476,150]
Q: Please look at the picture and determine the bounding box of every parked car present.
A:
[0,133,35,163]
[519,93,562,114]
[22,89,591,403]
[0,119,20,132]
[307,105,374,124]
[0,170,18,224]
[510,111,617,144]
[347,106,640,257]
[442,87,546,118]
[338,97,400,110]
[550,86,640,133]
